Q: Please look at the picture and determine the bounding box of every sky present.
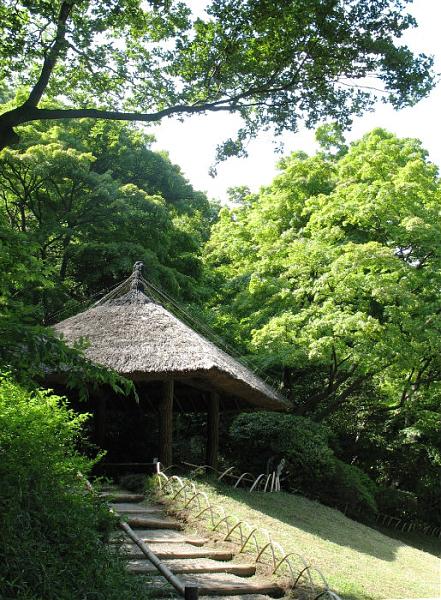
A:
[150,0,441,203]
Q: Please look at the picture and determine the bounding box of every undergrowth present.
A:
[0,376,148,600]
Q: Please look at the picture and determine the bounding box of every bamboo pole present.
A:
[119,520,191,596]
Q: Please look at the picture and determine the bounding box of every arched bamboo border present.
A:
[154,472,343,600]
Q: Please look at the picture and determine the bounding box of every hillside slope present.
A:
[188,481,440,600]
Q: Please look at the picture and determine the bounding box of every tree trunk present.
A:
[0,106,33,150]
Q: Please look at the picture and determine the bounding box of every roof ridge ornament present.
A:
[91,261,153,307]
[130,261,145,293]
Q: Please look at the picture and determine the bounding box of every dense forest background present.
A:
[2,114,440,530]
[203,125,441,528]
[1,2,440,598]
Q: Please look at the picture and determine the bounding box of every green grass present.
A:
[173,478,440,600]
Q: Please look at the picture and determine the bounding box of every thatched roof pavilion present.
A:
[53,262,288,467]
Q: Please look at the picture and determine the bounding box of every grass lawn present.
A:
[171,478,440,600]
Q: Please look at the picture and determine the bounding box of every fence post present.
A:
[185,586,199,600]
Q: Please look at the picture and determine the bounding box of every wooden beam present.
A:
[206,391,220,470]
[159,379,174,468]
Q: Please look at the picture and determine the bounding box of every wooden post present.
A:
[95,394,106,448]
[185,586,199,600]
[159,379,174,468]
[206,391,220,470]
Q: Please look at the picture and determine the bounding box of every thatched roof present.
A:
[53,266,288,411]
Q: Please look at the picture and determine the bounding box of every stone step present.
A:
[111,529,207,545]
[136,530,207,545]
[128,558,256,577]
[121,542,233,561]
[99,484,119,492]
[110,502,164,514]
[141,574,285,597]
[100,492,145,503]
[199,596,274,600]
[125,516,183,530]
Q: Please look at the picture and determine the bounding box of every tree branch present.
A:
[316,375,369,420]
[24,1,74,107]
[3,101,244,130]
[378,357,436,413]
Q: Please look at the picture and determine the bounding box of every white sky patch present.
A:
[150,0,441,204]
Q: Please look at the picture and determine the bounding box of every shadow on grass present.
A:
[207,479,440,564]
[372,523,441,558]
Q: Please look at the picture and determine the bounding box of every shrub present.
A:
[0,376,146,600]
[229,412,377,517]
[229,412,335,494]
[376,487,418,520]
[321,459,378,518]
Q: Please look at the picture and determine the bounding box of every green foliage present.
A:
[314,123,348,159]
[322,459,378,517]
[0,119,213,323]
[0,207,134,395]
[205,128,441,419]
[206,130,441,523]
[376,487,418,520]
[230,411,334,477]
[229,412,377,517]
[0,376,146,600]
[0,1,435,157]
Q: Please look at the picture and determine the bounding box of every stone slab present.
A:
[128,558,255,576]
[121,542,233,561]
[140,573,285,597]
[111,528,206,544]
[100,492,145,503]
[110,502,164,514]
[125,515,182,530]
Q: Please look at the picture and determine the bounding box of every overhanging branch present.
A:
[0,98,257,151]
[3,101,247,128]
[25,1,74,107]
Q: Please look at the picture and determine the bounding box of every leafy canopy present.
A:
[204,127,441,520]
[0,119,213,321]
[205,128,441,419]
[0,0,434,160]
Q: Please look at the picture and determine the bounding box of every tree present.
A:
[204,128,441,418]
[204,127,441,520]
[0,119,213,320]
[0,1,434,158]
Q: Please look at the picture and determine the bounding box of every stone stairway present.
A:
[104,488,286,599]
